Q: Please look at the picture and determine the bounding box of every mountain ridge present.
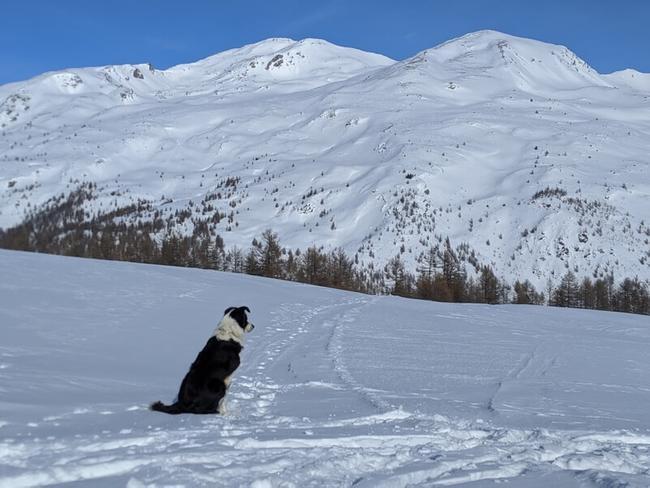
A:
[1,30,649,288]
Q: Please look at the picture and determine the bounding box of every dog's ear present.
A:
[224,306,236,316]
[240,306,250,313]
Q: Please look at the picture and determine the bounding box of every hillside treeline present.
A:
[0,183,647,315]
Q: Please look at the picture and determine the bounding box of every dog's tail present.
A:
[150,401,184,415]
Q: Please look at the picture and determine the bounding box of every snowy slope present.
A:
[1,31,650,288]
[1,250,649,487]
[604,69,650,93]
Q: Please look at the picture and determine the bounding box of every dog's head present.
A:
[224,306,254,333]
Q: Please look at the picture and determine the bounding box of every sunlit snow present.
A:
[1,250,649,486]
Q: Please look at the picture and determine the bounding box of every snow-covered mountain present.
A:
[1,250,650,486]
[1,30,649,287]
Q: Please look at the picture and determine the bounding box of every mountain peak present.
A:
[164,37,393,94]
[603,68,650,91]
[400,29,609,92]
[172,37,392,73]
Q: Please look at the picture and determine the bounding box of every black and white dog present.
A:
[150,306,254,415]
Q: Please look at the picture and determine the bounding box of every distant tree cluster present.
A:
[385,240,512,305]
[238,230,380,293]
[549,271,649,315]
[531,187,567,200]
[0,184,648,315]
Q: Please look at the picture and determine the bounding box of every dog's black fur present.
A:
[150,306,253,415]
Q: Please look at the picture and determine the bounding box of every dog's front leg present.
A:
[218,376,234,414]
[217,396,227,415]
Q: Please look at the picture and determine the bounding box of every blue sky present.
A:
[2,0,649,84]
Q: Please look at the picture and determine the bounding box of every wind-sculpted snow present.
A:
[1,250,649,486]
[1,31,649,288]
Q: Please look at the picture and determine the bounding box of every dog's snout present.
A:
[246,323,255,332]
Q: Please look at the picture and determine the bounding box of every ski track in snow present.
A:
[1,251,650,487]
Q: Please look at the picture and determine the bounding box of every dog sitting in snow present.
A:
[150,306,254,415]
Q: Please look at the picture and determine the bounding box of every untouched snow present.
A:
[604,69,650,93]
[1,31,650,288]
[1,250,649,487]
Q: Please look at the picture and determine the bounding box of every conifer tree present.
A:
[553,271,579,308]
[257,229,283,278]
[299,246,326,285]
[385,255,414,297]
[328,248,354,290]
[479,265,499,304]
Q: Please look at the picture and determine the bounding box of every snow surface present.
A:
[1,31,649,288]
[1,250,649,487]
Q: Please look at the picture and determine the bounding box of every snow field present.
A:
[0,250,649,486]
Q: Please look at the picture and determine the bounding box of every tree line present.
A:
[0,183,647,315]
